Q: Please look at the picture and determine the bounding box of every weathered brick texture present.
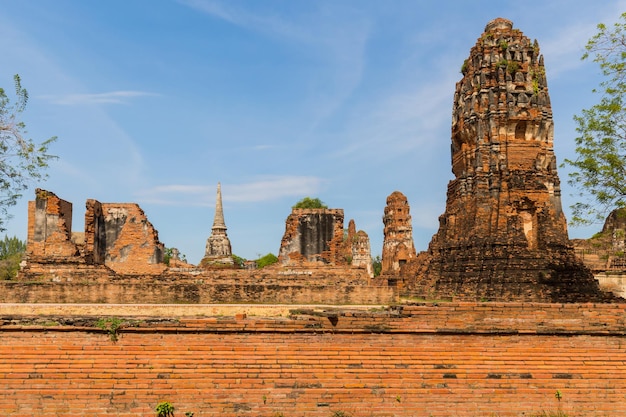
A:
[1,303,625,416]
[410,18,611,303]
[279,209,347,266]
[23,190,166,279]
[1,266,394,304]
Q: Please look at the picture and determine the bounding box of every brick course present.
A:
[1,303,625,416]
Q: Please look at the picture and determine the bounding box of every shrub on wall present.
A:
[256,253,278,268]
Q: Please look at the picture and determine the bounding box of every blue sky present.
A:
[1,1,624,263]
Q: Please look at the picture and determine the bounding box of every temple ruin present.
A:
[11,18,623,304]
[573,208,626,272]
[23,189,166,279]
[381,191,416,275]
[409,18,612,302]
[572,208,626,297]
[278,208,347,266]
[345,219,374,277]
[200,183,234,267]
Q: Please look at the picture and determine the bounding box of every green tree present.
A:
[256,252,278,268]
[163,247,186,266]
[292,197,328,209]
[0,75,56,231]
[372,255,382,277]
[232,254,246,268]
[0,235,26,280]
[563,13,626,224]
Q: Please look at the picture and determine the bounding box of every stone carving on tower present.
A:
[201,183,234,266]
[411,18,614,302]
[381,191,416,275]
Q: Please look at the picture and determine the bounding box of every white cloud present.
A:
[227,176,323,202]
[136,175,324,206]
[41,91,158,105]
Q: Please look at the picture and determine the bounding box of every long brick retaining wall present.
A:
[1,303,625,416]
[0,281,396,305]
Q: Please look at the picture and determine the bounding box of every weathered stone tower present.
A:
[202,183,234,266]
[413,18,611,302]
[381,191,416,275]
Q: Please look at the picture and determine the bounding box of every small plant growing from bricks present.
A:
[555,390,564,416]
[95,317,123,342]
[155,401,175,417]
[530,391,568,417]
[330,411,352,417]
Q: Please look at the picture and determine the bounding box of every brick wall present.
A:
[1,303,625,416]
[0,281,396,304]
[6,267,390,305]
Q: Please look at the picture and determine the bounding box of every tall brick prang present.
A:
[381,191,416,275]
[411,18,613,302]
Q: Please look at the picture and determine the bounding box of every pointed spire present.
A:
[203,182,233,263]
[212,182,226,230]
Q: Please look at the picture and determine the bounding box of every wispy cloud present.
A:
[41,90,158,105]
[178,0,305,41]
[329,67,455,161]
[136,175,324,206]
[227,176,323,202]
[540,3,626,76]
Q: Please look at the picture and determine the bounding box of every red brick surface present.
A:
[1,303,625,416]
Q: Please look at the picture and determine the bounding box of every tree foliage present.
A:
[0,75,56,231]
[372,255,382,277]
[0,235,26,280]
[256,252,278,269]
[163,247,186,265]
[292,197,328,209]
[563,13,626,225]
[232,254,246,268]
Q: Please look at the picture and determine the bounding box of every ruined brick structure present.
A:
[602,208,626,262]
[278,208,346,266]
[381,191,416,275]
[96,203,165,274]
[345,219,373,277]
[573,208,626,272]
[18,189,384,303]
[201,183,234,266]
[410,18,611,302]
[27,189,80,262]
[572,208,626,297]
[278,208,372,274]
[23,189,166,279]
